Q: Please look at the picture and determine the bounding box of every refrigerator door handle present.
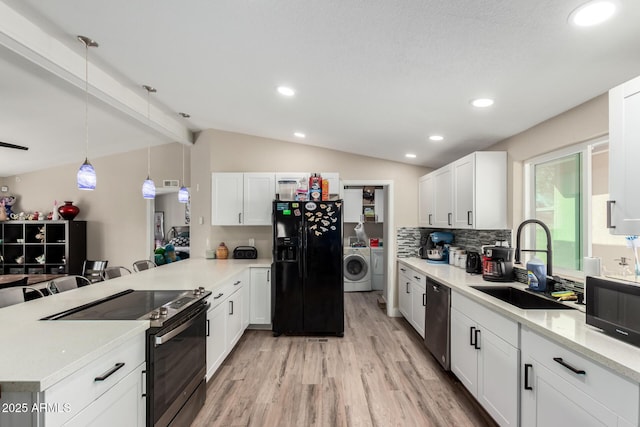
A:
[302,224,308,278]
[298,223,304,279]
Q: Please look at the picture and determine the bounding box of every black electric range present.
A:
[42,288,211,328]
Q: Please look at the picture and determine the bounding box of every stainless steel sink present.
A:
[471,286,576,310]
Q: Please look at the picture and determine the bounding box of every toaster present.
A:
[233,246,258,259]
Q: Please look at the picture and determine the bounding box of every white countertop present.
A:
[398,257,640,383]
[0,258,271,392]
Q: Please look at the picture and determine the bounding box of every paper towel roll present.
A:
[584,257,601,277]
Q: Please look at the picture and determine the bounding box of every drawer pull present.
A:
[422,293,426,307]
[428,213,432,225]
[234,281,241,286]
[524,364,533,390]
[206,319,210,337]
[553,357,586,375]
[474,329,481,350]
[469,326,476,347]
[213,293,224,299]
[413,275,421,281]
[95,362,125,382]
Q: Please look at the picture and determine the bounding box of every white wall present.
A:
[189,129,430,258]
[2,142,189,268]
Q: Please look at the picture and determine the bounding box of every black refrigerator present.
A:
[272,200,344,336]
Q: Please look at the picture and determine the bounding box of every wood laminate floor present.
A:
[192,292,498,427]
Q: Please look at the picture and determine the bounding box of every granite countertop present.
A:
[398,257,640,383]
[0,258,272,392]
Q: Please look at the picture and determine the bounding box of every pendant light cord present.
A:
[147,88,151,178]
[84,40,90,161]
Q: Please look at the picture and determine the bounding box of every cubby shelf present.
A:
[0,220,86,275]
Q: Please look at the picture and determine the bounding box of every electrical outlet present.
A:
[249,238,255,246]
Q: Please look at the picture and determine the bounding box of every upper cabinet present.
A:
[211,173,275,226]
[608,75,640,235]
[418,174,434,226]
[343,186,385,223]
[418,151,507,230]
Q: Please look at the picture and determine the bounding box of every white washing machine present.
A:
[344,246,372,292]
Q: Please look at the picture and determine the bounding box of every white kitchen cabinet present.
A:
[433,165,453,228]
[521,326,639,427]
[450,292,518,427]
[226,286,244,350]
[371,248,384,291]
[64,362,145,427]
[418,151,507,229]
[205,272,248,381]
[397,265,412,319]
[608,75,640,234]
[418,173,434,226]
[374,188,385,223]
[344,188,364,223]
[211,172,275,225]
[452,151,507,229]
[397,263,426,338]
[40,332,146,427]
[250,267,271,325]
[206,292,227,380]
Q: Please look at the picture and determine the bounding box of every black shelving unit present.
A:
[0,220,86,275]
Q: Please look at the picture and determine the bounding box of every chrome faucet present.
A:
[514,219,553,277]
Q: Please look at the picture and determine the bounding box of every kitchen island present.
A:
[0,258,270,426]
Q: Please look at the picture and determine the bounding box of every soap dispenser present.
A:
[527,256,547,292]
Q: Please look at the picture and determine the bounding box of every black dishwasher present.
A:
[424,278,451,370]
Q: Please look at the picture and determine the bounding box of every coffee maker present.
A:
[419,232,454,264]
[482,246,514,282]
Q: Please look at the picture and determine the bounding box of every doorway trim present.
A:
[342,179,397,317]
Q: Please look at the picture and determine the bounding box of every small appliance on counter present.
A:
[233,246,258,259]
[482,246,514,281]
[420,231,454,264]
[466,251,483,274]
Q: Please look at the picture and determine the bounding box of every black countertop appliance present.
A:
[482,246,514,282]
[272,200,344,336]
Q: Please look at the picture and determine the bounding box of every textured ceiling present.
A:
[2,0,640,177]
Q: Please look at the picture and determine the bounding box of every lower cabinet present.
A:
[450,292,518,427]
[226,287,244,350]
[64,362,145,427]
[521,326,639,427]
[397,263,426,338]
[206,293,228,381]
[249,267,271,325]
[205,272,248,381]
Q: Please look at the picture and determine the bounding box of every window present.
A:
[533,153,582,271]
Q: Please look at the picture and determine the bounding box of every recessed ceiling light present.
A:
[277,86,296,97]
[569,1,617,26]
[405,153,417,159]
[471,98,494,108]
[429,135,444,141]
[294,132,306,138]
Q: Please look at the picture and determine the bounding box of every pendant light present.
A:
[141,85,156,199]
[178,145,189,203]
[76,35,98,190]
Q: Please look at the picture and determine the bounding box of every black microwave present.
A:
[586,276,640,347]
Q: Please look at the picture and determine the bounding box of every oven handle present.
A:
[154,310,203,347]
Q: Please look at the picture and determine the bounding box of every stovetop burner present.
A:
[41,288,211,327]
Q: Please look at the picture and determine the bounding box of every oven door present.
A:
[148,304,207,427]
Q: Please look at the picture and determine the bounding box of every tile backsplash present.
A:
[396,227,512,258]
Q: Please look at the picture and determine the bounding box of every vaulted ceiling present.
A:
[2,0,640,177]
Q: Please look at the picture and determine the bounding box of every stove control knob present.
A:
[150,311,160,320]
[159,307,169,316]
[198,286,206,294]
[193,288,200,295]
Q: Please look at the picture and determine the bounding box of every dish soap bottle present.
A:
[527,256,547,292]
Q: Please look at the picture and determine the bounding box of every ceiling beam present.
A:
[0,2,193,145]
